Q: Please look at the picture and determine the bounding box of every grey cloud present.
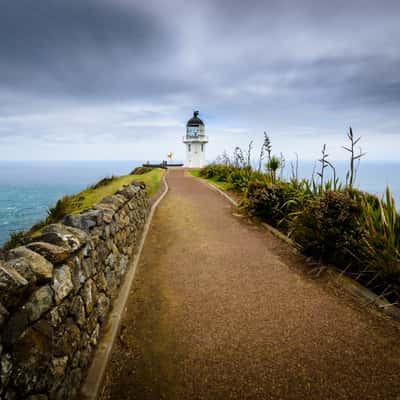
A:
[0,0,400,160]
[0,0,176,98]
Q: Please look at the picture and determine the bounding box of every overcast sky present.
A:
[1,0,399,161]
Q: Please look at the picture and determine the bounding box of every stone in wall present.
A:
[0,182,150,399]
[26,242,70,265]
[6,247,53,284]
[0,263,30,309]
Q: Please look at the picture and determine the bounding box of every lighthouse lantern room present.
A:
[183,111,208,168]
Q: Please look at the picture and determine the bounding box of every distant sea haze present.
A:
[0,160,399,246]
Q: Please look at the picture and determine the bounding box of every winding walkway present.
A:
[100,168,400,400]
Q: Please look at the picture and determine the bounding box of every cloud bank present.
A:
[1,0,399,160]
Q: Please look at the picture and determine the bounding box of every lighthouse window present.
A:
[201,144,204,152]
[187,127,198,137]
[188,144,191,152]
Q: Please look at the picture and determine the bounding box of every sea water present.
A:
[288,160,400,201]
[0,160,399,246]
[0,160,143,245]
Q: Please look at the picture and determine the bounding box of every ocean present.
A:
[0,160,399,246]
[0,160,142,245]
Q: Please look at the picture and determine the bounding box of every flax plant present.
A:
[361,187,400,276]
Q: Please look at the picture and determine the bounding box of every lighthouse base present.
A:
[184,142,206,168]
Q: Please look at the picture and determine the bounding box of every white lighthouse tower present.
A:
[183,111,208,168]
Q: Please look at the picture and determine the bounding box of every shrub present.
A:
[359,188,400,277]
[244,180,286,226]
[291,191,363,266]
[46,195,71,223]
[1,230,27,253]
[90,176,116,189]
[228,167,253,191]
[244,178,312,230]
[266,155,281,183]
[200,164,233,182]
[130,166,153,175]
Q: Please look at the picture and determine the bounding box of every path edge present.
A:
[192,174,400,323]
[80,172,169,400]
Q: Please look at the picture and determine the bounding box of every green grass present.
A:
[65,168,164,215]
[187,169,231,191]
[1,168,164,252]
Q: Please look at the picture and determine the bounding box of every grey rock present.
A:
[82,241,93,257]
[131,180,146,189]
[86,309,99,335]
[53,318,80,357]
[71,351,81,369]
[0,264,29,308]
[90,323,100,346]
[104,268,118,297]
[95,271,107,293]
[111,242,120,257]
[101,193,127,208]
[24,223,87,254]
[24,285,54,323]
[3,388,18,400]
[1,353,12,388]
[26,242,70,264]
[71,296,86,327]
[63,209,102,232]
[119,255,128,276]
[48,301,70,328]
[6,246,53,283]
[106,252,116,268]
[52,265,73,304]
[82,279,97,314]
[71,256,86,293]
[96,292,110,323]
[0,302,9,328]
[2,309,30,346]
[79,345,91,369]
[44,223,87,244]
[81,257,96,280]
[92,204,115,223]
[11,322,53,395]
[116,184,140,200]
[50,356,68,378]
[60,367,82,400]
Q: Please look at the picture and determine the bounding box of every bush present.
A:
[1,230,27,253]
[228,167,252,191]
[46,195,71,223]
[359,188,400,277]
[291,191,363,266]
[130,166,153,175]
[244,178,312,229]
[200,164,233,182]
[244,180,286,226]
[90,176,116,189]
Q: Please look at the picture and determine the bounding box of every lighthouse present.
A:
[183,111,208,168]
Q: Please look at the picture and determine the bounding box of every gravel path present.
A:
[100,168,400,400]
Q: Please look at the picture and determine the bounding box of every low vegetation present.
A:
[1,168,164,253]
[192,130,400,304]
[130,166,154,175]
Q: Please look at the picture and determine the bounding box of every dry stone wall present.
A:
[0,182,150,399]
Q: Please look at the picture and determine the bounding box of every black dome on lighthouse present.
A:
[186,111,204,127]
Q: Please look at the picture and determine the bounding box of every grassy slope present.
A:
[65,168,164,215]
[187,169,231,191]
[1,168,164,252]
